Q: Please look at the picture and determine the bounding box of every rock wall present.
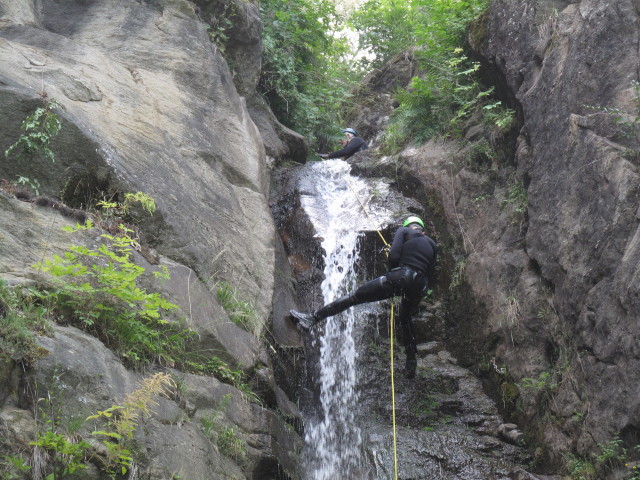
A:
[0,0,304,477]
[0,0,302,323]
[465,0,640,465]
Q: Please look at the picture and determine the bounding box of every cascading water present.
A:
[296,159,394,479]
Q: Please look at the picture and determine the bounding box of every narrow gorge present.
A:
[1,1,639,479]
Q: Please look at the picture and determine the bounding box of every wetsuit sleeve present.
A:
[428,242,437,281]
[326,137,365,159]
[387,228,406,269]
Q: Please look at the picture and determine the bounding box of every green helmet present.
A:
[403,216,425,229]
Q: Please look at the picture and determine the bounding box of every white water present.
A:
[297,160,393,479]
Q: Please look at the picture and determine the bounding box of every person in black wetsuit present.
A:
[290,216,437,378]
[319,128,368,160]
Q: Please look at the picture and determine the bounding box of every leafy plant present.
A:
[518,371,557,395]
[586,80,640,142]
[5,99,61,163]
[0,455,32,479]
[206,4,235,54]
[34,221,186,366]
[30,430,91,479]
[502,178,528,224]
[15,175,41,196]
[565,453,596,480]
[351,0,495,148]
[0,280,51,365]
[349,0,417,69]
[97,191,156,218]
[259,0,354,143]
[215,281,259,334]
[595,437,626,471]
[87,372,174,478]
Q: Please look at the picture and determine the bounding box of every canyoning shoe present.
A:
[290,310,316,331]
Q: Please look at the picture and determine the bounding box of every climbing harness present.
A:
[346,178,399,480]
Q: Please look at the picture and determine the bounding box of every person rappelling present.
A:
[318,127,369,160]
[290,216,437,379]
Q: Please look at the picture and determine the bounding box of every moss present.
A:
[501,381,519,412]
[468,10,490,50]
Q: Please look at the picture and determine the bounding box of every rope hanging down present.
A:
[345,179,399,480]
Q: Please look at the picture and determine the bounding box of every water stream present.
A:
[296,160,394,479]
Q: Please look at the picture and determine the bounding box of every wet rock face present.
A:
[272,158,550,479]
[358,338,532,479]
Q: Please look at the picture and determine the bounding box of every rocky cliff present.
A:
[466,0,640,468]
[0,0,304,478]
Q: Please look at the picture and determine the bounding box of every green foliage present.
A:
[259,0,355,143]
[502,178,527,224]
[217,425,247,463]
[200,394,248,463]
[595,437,626,471]
[0,455,31,479]
[586,80,640,142]
[30,430,91,479]
[5,100,61,163]
[0,280,51,365]
[350,0,513,148]
[206,4,235,54]
[449,257,466,290]
[349,0,416,69]
[34,221,186,366]
[216,281,259,334]
[518,371,557,395]
[87,372,174,478]
[15,176,41,196]
[16,373,173,480]
[565,454,596,480]
[97,191,156,218]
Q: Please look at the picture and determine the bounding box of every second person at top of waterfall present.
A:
[318,128,369,160]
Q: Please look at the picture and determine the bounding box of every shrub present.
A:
[35,221,187,366]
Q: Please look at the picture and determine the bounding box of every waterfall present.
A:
[297,159,393,479]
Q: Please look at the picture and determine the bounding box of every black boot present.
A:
[405,345,417,379]
[290,310,317,331]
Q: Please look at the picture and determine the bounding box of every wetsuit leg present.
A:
[398,271,427,379]
[315,275,399,320]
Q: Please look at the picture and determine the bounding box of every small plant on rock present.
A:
[215,281,259,334]
[5,99,61,163]
[87,372,175,478]
[200,394,248,464]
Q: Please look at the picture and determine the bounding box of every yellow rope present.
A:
[389,302,399,480]
[346,178,398,478]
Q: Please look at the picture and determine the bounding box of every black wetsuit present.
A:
[314,226,437,354]
[325,136,368,159]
